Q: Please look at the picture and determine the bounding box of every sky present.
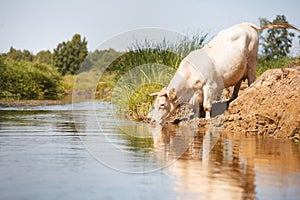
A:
[0,0,300,54]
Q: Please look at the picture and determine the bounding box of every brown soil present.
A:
[222,66,300,141]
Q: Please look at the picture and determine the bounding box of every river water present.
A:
[0,102,299,200]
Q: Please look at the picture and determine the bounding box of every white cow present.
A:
[148,22,300,125]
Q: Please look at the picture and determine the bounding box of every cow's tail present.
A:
[250,23,300,32]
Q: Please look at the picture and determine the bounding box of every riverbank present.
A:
[0,99,69,107]
[163,66,300,142]
[222,66,300,142]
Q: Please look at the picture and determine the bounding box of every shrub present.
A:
[0,59,63,99]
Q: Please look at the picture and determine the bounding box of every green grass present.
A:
[128,84,163,121]
[256,57,294,76]
[110,64,175,121]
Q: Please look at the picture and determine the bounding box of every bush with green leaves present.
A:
[0,59,63,99]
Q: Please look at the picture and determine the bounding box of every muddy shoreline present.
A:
[0,99,69,107]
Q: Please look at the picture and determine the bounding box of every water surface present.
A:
[0,102,299,199]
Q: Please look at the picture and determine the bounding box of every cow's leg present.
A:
[229,78,242,103]
[247,54,257,86]
[199,104,205,118]
[189,90,203,118]
[202,84,215,119]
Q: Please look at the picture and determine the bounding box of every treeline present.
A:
[0,34,91,99]
[0,34,123,99]
[0,34,88,75]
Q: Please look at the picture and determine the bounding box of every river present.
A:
[0,102,299,200]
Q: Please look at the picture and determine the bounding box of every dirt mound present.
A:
[222,67,300,141]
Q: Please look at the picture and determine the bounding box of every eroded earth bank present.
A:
[222,66,300,142]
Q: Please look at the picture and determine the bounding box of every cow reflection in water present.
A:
[148,123,256,199]
[148,121,221,162]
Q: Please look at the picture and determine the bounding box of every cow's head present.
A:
[148,87,177,125]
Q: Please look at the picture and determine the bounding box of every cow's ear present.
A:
[157,87,168,97]
[148,92,159,97]
[149,87,166,96]
[167,88,176,100]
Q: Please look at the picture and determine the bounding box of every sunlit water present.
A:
[0,102,299,200]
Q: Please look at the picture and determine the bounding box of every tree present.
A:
[2,47,33,62]
[259,15,295,60]
[34,50,52,65]
[22,50,33,62]
[81,48,123,72]
[53,34,88,75]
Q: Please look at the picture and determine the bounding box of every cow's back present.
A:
[203,23,259,87]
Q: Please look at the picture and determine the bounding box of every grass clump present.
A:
[110,64,175,121]
[128,84,163,121]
